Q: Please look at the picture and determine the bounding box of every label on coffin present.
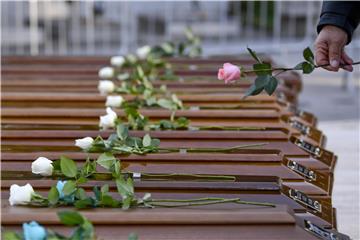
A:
[304,220,350,240]
[290,136,334,167]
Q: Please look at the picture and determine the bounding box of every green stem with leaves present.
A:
[149,197,275,208]
[241,47,360,97]
[158,143,268,153]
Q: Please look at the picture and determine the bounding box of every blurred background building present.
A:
[1,1,359,239]
[3,1,359,56]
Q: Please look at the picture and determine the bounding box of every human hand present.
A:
[315,25,353,72]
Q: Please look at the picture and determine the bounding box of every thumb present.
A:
[328,42,342,69]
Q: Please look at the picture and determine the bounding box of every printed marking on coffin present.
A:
[304,220,345,240]
[295,139,321,157]
[287,160,316,181]
[288,188,322,212]
[289,119,311,135]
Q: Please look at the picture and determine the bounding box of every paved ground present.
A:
[298,68,360,239]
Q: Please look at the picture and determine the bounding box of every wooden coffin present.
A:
[2,204,329,240]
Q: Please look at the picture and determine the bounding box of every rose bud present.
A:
[31,157,53,176]
[23,221,47,240]
[110,56,126,67]
[98,80,115,95]
[75,137,94,151]
[218,63,241,84]
[9,183,34,206]
[99,107,118,130]
[136,45,151,59]
[98,67,114,79]
[105,95,124,108]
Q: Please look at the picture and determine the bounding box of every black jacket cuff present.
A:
[317,13,355,44]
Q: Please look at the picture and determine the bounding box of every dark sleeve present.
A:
[317,1,360,44]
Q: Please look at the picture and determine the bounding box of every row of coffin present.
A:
[1,56,350,239]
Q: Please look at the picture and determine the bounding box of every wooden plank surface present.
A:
[3,55,348,239]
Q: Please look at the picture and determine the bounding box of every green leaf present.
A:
[116,177,134,199]
[101,195,114,207]
[80,220,95,239]
[117,73,130,81]
[136,66,145,78]
[97,152,116,170]
[294,62,306,70]
[77,176,88,185]
[253,63,271,76]
[122,196,133,210]
[161,42,174,54]
[264,76,278,95]
[101,184,109,195]
[82,157,96,177]
[52,159,61,171]
[178,42,186,55]
[151,138,161,147]
[75,188,87,200]
[159,120,173,129]
[244,84,264,97]
[255,75,270,88]
[74,198,94,209]
[93,186,101,201]
[142,134,152,147]
[157,99,175,110]
[3,232,22,240]
[68,227,84,240]
[302,62,315,74]
[303,47,314,64]
[63,180,77,196]
[58,211,84,226]
[113,145,133,154]
[112,160,121,177]
[145,97,157,106]
[247,47,262,63]
[116,124,129,141]
[48,186,59,205]
[171,94,183,108]
[60,156,78,178]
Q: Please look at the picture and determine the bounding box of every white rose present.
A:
[105,95,124,108]
[136,45,151,59]
[75,137,94,150]
[99,107,118,129]
[9,183,34,206]
[31,157,53,176]
[98,67,114,79]
[98,80,115,95]
[110,56,126,67]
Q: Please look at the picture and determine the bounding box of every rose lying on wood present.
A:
[28,152,238,183]
[98,80,115,96]
[98,66,115,79]
[217,63,241,84]
[3,211,97,240]
[3,213,138,240]
[75,137,94,151]
[31,157,54,177]
[105,95,124,108]
[218,47,360,97]
[100,52,178,84]
[9,183,34,206]
[77,123,268,155]
[99,107,118,130]
[110,56,126,67]
[11,154,274,210]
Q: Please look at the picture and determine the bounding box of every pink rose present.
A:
[217,63,241,84]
